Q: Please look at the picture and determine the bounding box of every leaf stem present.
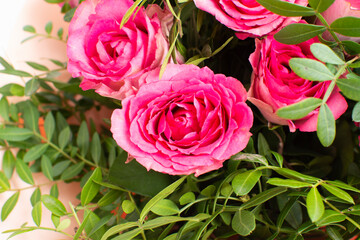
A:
[324,199,360,230]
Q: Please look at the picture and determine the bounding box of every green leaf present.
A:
[327,180,360,193]
[16,159,34,185]
[98,190,121,207]
[30,188,41,206]
[77,121,89,156]
[230,153,268,166]
[44,0,64,3]
[26,61,49,72]
[276,98,322,120]
[45,21,53,35]
[315,210,346,227]
[256,0,315,16]
[277,194,303,229]
[57,219,71,232]
[61,162,85,180]
[308,0,335,12]
[1,192,20,221]
[51,214,60,228]
[353,102,360,122]
[3,150,16,179]
[44,112,55,141]
[336,73,360,101]
[306,187,325,222]
[271,151,283,168]
[0,97,10,121]
[330,17,360,37]
[91,133,101,165]
[274,168,319,182]
[57,28,64,40]
[289,58,334,81]
[0,171,10,190]
[267,178,313,188]
[83,210,106,240]
[23,25,36,33]
[321,183,354,204]
[81,168,102,205]
[101,222,139,240]
[342,40,360,55]
[241,187,287,210]
[201,185,216,197]
[88,215,112,238]
[310,43,344,65]
[32,202,42,226]
[317,104,336,147]
[326,226,343,240]
[50,59,65,68]
[41,155,53,181]
[122,200,136,214]
[42,195,67,216]
[50,184,59,198]
[140,176,186,222]
[231,210,256,236]
[151,199,179,216]
[23,101,40,132]
[179,192,196,205]
[232,170,262,196]
[53,160,71,177]
[24,78,40,96]
[64,7,76,22]
[58,127,71,150]
[23,144,49,163]
[0,69,32,77]
[275,24,326,45]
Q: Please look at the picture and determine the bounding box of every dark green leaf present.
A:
[326,226,343,240]
[24,78,40,96]
[0,97,9,121]
[256,0,315,16]
[3,150,16,179]
[50,59,65,68]
[52,160,71,177]
[77,121,89,156]
[201,185,216,197]
[267,178,313,188]
[83,210,106,240]
[277,194,303,229]
[44,112,55,141]
[23,25,36,33]
[23,102,40,132]
[310,43,344,64]
[316,210,346,227]
[98,190,121,207]
[32,202,42,226]
[1,192,20,221]
[317,104,336,147]
[91,133,101,165]
[308,0,335,12]
[57,28,63,40]
[306,187,325,222]
[276,98,322,120]
[45,21,53,35]
[231,210,255,236]
[241,187,287,210]
[342,40,360,55]
[322,183,354,204]
[289,58,334,81]
[64,8,76,22]
[232,170,262,196]
[26,61,49,72]
[30,188,41,206]
[330,17,360,37]
[275,24,326,45]
[41,155,53,181]
[0,69,32,77]
[87,215,113,238]
[23,144,49,163]
[42,195,67,216]
[16,159,34,185]
[337,73,360,101]
[81,168,102,205]
[151,199,179,216]
[58,127,71,149]
[60,162,85,180]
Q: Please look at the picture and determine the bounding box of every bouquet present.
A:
[1,0,360,239]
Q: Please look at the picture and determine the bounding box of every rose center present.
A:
[167,105,200,141]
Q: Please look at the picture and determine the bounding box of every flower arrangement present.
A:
[1,0,360,239]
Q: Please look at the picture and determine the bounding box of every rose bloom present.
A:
[248,35,347,132]
[193,0,308,39]
[111,64,253,176]
[67,0,180,100]
[319,0,360,42]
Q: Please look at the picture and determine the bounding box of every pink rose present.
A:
[111,64,253,176]
[193,0,308,39]
[248,35,347,132]
[319,0,360,42]
[67,0,180,100]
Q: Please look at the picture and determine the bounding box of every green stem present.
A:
[324,199,360,230]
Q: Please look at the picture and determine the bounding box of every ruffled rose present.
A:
[111,64,253,176]
[248,35,347,132]
[67,0,180,100]
[193,0,308,39]
[319,0,360,42]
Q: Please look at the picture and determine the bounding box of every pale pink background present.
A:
[0,1,80,239]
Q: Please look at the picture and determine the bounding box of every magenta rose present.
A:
[248,35,348,132]
[193,0,308,39]
[67,0,181,100]
[111,64,253,176]
[319,0,360,42]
